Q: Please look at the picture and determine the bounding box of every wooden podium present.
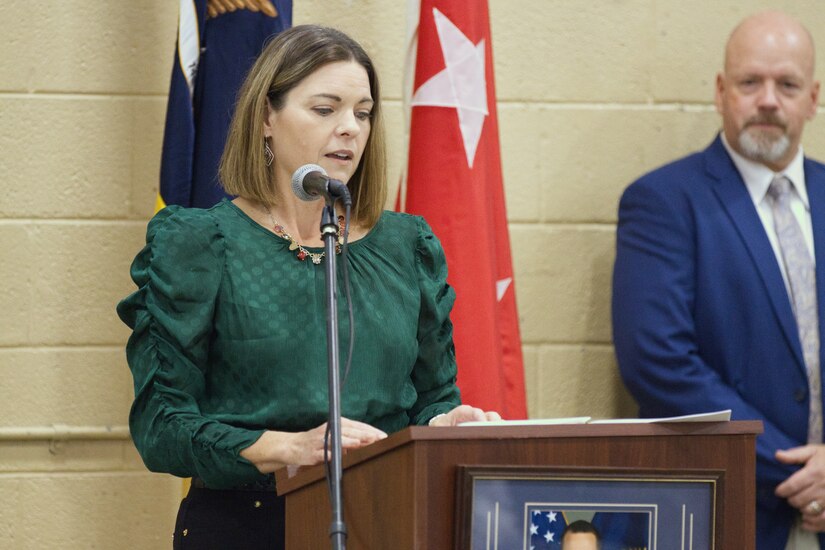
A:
[275,420,762,549]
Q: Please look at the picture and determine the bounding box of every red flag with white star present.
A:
[398,1,527,419]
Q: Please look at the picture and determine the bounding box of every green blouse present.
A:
[117,200,460,489]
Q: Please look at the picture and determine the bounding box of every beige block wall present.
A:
[1,2,180,548]
[1,0,824,547]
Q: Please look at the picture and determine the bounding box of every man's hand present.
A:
[776,445,825,531]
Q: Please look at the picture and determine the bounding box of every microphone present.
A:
[291,164,352,206]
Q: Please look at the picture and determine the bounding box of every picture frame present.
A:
[454,465,721,550]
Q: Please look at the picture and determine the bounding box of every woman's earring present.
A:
[264,141,274,167]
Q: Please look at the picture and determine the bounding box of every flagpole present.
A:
[320,201,347,550]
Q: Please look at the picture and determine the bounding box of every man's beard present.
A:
[737,116,790,164]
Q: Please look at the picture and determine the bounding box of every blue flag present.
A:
[529,509,567,548]
[158,0,292,210]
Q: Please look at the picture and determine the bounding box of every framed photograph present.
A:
[455,466,721,550]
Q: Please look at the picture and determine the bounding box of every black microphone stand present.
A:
[320,197,347,550]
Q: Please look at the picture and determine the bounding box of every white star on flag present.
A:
[496,277,512,302]
[530,523,539,535]
[547,511,557,522]
[411,8,488,168]
[545,531,554,543]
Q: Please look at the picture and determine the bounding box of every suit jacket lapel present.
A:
[704,136,806,371]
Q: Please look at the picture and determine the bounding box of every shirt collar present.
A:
[720,132,809,209]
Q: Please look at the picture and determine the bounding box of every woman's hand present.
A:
[429,404,502,427]
[240,418,387,473]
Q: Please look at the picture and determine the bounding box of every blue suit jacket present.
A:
[613,135,825,549]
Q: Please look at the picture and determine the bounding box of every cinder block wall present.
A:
[0,2,181,548]
[1,1,823,547]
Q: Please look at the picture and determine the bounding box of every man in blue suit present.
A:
[613,11,823,549]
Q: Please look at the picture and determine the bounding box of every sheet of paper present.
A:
[588,409,732,424]
[459,417,592,427]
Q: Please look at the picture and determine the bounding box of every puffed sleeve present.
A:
[408,216,462,425]
[116,207,265,488]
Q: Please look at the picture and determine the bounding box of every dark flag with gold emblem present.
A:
[158,0,292,210]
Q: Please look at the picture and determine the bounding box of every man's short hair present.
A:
[562,519,601,548]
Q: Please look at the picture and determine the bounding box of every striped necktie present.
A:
[768,175,821,443]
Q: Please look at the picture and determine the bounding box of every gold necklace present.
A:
[260,205,344,264]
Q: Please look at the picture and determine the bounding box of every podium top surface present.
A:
[275,420,762,495]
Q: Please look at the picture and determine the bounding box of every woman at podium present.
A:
[117,24,499,549]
